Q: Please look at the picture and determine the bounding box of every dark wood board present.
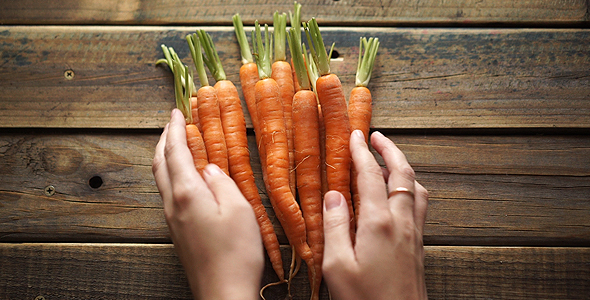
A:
[1,26,589,129]
[0,0,587,26]
[1,132,588,245]
[1,243,588,300]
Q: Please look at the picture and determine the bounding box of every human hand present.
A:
[322,130,428,300]
[152,109,264,300]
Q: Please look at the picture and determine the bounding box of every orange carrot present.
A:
[288,27,323,300]
[156,45,207,175]
[185,33,229,176]
[254,21,315,268]
[273,12,297,197]
[348,37,380,225]
[232,14,268,192]
[305,18,355,239]
[186,123,208,174]
[197,26,286,282]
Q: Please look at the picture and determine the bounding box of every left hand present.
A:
[152,109,264,300]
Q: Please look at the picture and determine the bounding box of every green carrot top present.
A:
[289,1,302,44]
[304,18,331,76]
[253,21,273,80]
[287,27,310,90]
[273,11,288,62]
[156,44,193,124]
[186,33,209,87]
[232,13,254,65]
[355,37,380,87]
[197,30,227,82]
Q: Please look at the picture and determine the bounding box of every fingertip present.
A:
[204,163,225,178]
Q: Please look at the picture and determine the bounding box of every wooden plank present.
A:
[1,26,589,129]
[0,0,587,26]
[0,243,588,299]
[1,132,589,245]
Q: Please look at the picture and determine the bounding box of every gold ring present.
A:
[388,187,414,198]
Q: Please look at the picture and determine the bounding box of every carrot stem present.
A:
[355,37,380,87]
[253,21,273,79]
[273,11,288,62]
[304,18,330,76]
[287,27,310,91]
[232,14,254,65]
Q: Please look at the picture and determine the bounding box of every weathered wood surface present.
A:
[2,132,588,245]
[1,243,588,300]
[0,0,587,26]
[1,26,590,129]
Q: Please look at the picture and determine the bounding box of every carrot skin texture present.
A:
[185,124,208,175]
[293,90,324,300]
[271,60,297,197]
[348,86,372,225]
[239,62,260,133]
[239,62,270,191]
[215,79,285,281]
[197,85,230,176]
[316,73,355,237]
[190,97,201,132]
[348,86,372,141]
[255,78,314,264]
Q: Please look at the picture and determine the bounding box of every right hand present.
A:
[322,130,429,300]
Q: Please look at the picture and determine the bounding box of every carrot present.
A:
[288,26,323,300]
[185,33,229,176]
[272,12,297,198]
[156,45,208,174]
[348,37,380,226]
[196,27,286,283]
[232,14,269,194]
[305,18,355,239]
[253,21,315,270]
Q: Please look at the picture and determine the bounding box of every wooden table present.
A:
[1,1,589,299]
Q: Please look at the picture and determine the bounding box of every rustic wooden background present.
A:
[1,1,589,299]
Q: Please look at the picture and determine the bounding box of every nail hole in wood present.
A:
[330,50,340,59]
[89,176,103,189]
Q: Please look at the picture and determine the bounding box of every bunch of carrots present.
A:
[156,3,379,299]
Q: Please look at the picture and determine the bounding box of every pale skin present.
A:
[152,109,428,300]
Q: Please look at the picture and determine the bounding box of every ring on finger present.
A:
[388,187,414,198]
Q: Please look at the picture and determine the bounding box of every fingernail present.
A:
[353,129,364,140]
[204,164,223,176]
[324,192,343,211]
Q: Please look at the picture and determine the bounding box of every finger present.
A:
[165,109,215,209]
[322,191,356,270]
[370,131,416,218]
[350,130,389,220]
[413,181,429,235]
[153,123,172,203]
[203,164,252,213]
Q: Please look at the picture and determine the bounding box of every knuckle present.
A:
[399,217,418,243]
[416,184,429,203]
[398,164,416,182]
[366,212,394,236]
[324,213,350,231]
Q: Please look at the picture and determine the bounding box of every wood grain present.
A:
[0,243,588,300]
[1,26,589,129]
[1,132,588,245]
[0,0,587,26]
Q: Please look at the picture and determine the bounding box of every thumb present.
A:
[323,191,355,266]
